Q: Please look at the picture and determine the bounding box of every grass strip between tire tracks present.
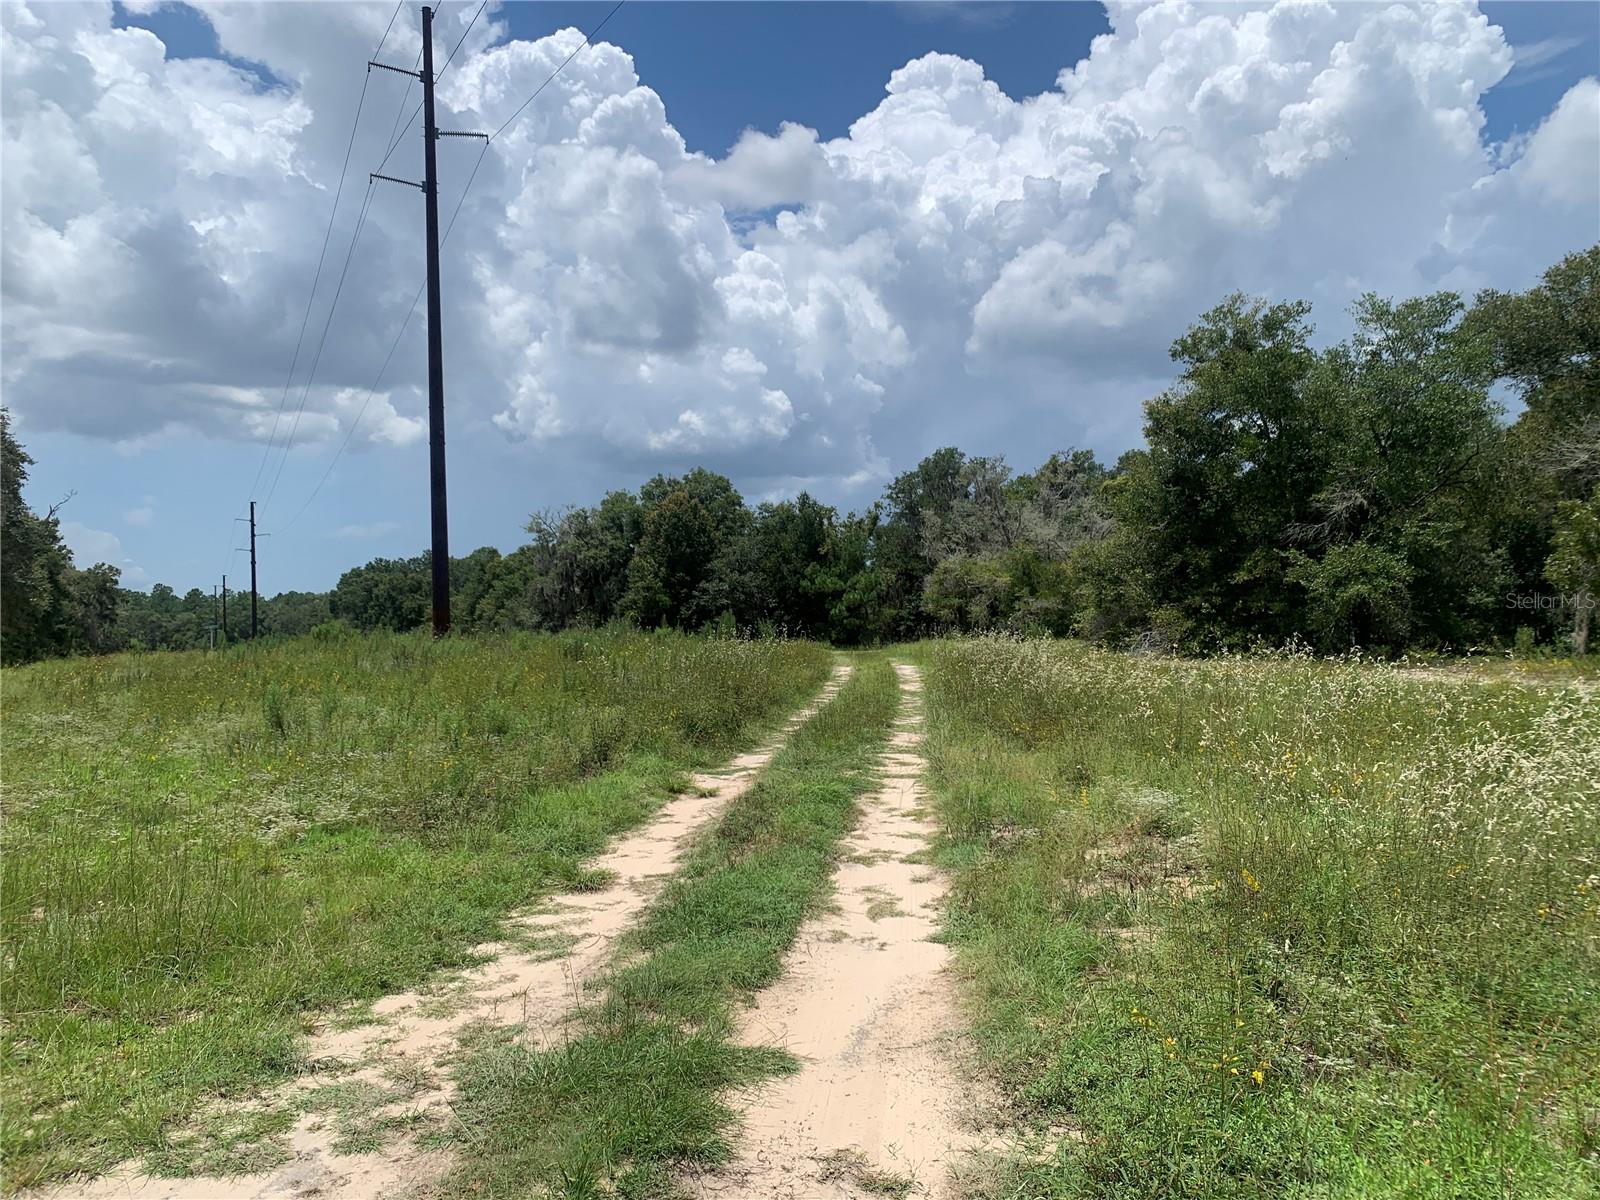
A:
[443,653,902,1199]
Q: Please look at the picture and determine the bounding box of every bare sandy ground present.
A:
[684,662,982,1200]
[43,663,852,1200]
[1395,662,1597,692]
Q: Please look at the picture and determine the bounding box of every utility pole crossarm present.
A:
[372,171,425,190]
[368,59,421,79]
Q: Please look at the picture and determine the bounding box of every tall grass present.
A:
[0,629,831,1190]
[917,638,1599,1199]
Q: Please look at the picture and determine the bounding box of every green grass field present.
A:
[0,629,831,1190]
[915,638,1599,1199]
[4,631,1596,1197]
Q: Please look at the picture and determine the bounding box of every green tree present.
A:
[517,491,641,628]
[1305,292,1505,647]
[623,490,720,629]
[450,547,503,632]
[922,554,1013,630]
[919,454,1018,560]
[470,545,545,631]
[330,555,429,632]
[260,590,333,640]
[1287,542,1414,651]
[1121,296,1326,646]
[827,510,890,645]
[1472,244,1600,498]
[1013,449,1112,556]
[639,468,746,542]
[330,550,505,635]
[1470,246,1600,640]
[747,493,841,636]
[1546,488,1600,655]
[2,413,83,663]
[876,448,968,636]
[69,563,124,655]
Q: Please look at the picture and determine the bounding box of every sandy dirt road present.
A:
[685,662,980,1200]
[45,663,852,1200]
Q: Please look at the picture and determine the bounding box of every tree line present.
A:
[3,245,1595,664]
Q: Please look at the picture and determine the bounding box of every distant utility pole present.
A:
[371,5,486,639]
[249,500,259,639]
[222,574,228,641]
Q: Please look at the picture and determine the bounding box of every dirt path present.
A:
[685,662,980,1200]
[1396,663,1598,693]
[48,663,852,1200]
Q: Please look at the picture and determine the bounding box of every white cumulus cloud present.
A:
[2,0,1596,502]
[60,519,148,583]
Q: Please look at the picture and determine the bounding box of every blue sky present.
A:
[114,1,1599,148]
[8,1,1598,597]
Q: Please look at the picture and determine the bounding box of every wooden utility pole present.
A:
[420,5,451,638]
[221,574,228,641]
[249,500,259,639]
[370,7,484,639]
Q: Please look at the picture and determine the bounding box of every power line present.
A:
[491,0,624,142]
[260,11,447,510]
[375,0,484,175]
[220,4,412,578]
[248,0,420,506]
[377,46,423,172]
[243,68,371,507]
[371,0,403,58]
[260,178,380,515]
[274,4,489,535]
[272,0,626,538]
[274,139,487,536]
[440,1,486,81]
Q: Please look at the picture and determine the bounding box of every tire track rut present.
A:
[686,662,980,1200]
